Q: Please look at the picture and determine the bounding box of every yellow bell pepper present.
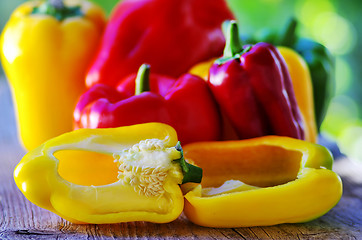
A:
[278,46,317,143]
[189,47,317,143]
[189,57,217,80]
[182,136,342,228]
[0,0,105,150]
[13,123,202,224]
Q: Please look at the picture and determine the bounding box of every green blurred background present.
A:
[1,0,361,161]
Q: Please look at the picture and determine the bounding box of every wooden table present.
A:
[0,78,361,239]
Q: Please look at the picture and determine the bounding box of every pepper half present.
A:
[182,136,343,228]
[14,123,202,224]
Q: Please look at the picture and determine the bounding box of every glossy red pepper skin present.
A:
[85,0,234,88]
[209,40,304,140]
[75,71,221,144]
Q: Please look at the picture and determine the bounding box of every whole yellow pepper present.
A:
[14,123,202,224]
[189,57,217,80]
[189,47,317,143]
[278,46,317,143]
[0,0,105,150]
[182,136,342,227]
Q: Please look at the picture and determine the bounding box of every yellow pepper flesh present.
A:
[14,123,189,224]
[182,136,342,228]
[189,47,317,143]
[0,0,105,150]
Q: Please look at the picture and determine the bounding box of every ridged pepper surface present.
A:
[278,47,317,142]
[189,46,317,142]
[75,64,221,144]
[0,0,105,150]
[208,21,305,140]
[248,18,335,130]
[86,0,234,88]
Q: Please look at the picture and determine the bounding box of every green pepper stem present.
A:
[279,18,298,47]
[216,20,252,65]
[181,162,203,184]
[32,0,83,21]
[175,142,203,184]
[223,20,243,58]
[135,64,151,95]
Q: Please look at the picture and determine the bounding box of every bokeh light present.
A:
[340,125,362,161]
[297,0,335,29]
[322,95,360,137]
[335,58,352,95]
[313,12,357,55]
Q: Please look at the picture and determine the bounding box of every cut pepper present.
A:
[182,136,342,227]
[14,123,202,224]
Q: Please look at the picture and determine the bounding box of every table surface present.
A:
[0,78,361,240]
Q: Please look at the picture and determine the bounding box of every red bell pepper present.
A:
[75,64,221,144]
[86,0,234,88]
[208,21,305,140]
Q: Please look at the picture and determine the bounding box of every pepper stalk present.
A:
[175,141,202,184]
[278,18,298,47]
[135,63,151,95]
[32,0,83,21]
[216,20,251,65]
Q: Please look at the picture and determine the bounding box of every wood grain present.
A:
[0,78,361,239]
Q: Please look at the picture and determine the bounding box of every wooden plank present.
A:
[0,78,361,239]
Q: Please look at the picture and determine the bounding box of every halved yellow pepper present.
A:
[189,47,317,143]
[182,136,342,228]
[14,123,202,224]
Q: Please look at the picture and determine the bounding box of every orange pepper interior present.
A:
[184,144,302,188]
[55,150,119,186]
